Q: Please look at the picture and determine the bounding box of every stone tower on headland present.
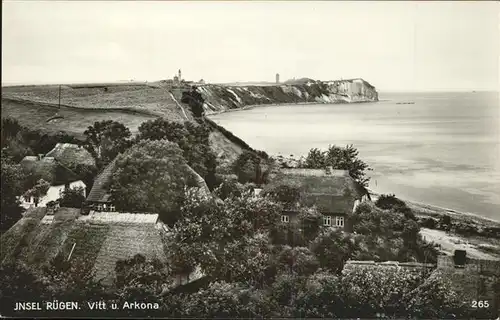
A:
[276,73,280,84]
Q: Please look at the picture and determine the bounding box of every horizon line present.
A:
[1,80,497,93]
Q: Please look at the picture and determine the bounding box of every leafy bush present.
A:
[406,271,470,318]
[419,217,438,229]
[311,229,358,274]
[350,202,438,263]
[1,156,26,232]
[341,265,428,318]
[58,186,86,208]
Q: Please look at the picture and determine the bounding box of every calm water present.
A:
[210,92,500,221]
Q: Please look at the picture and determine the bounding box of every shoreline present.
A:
[205,101,328,116]
[367,188,500,226]
[205,100,499,227]
[204,98,379,117]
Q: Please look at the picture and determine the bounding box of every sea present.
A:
[209,91,500,222]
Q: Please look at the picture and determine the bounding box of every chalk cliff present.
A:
[196,78,378,114]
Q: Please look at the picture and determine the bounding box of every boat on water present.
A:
[396,102,415,105]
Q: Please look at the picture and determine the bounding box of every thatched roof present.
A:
[265,168,368,215]
[45,143,95,168]
[86,157,211,204]
[20,156,80,186]
[86,158,117,203]
[0,208,168,285]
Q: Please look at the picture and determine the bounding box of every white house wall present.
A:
[20,180,87,209]
[69,180,87,197]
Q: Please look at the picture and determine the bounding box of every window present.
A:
[281,215,290,223]
[109,205,116,212]
[97,204,103,211]
[335,216,345,228]
[323,216,332,226]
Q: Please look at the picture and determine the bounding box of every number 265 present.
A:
[472,300,489,308]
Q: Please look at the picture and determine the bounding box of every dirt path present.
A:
[420,228,499,260]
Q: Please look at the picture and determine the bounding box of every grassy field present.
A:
[1,98,157,138]
[1,84,191,137]
[1,83,243,160]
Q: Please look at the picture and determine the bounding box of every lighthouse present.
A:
[178,69,182,82]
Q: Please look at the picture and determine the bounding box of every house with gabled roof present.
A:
[44,142,96,168]
[85,155,211,214]
[19,155,86,209]
[0,207,204,288]
[85,158,118,212]
[264,167,370,232]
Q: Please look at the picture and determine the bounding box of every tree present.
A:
[1,155,26,232]
[311,229,358,274]
[136,119,218,190]
[232,150,273,185]
[293,271,345,318]
[1,118,32,162]
[109,139,194,225]
[136,118,186,142]
[72,163,98,191]
[171,187,282,284]
[350,202,438,263]
[82,120,132,169]
[275,246,319,276]
[303,148,325,168]
[267,273,309,317]
[181,87,205,119]
[23,179,50,207]
[111,254,170,317]
[213,175,245,200]
[0,263,49,317]
[300,144,371,186]
[297,208,323,242]
[58,186,86,208]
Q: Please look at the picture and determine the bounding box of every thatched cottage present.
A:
[0,207,203,288]
[264,168,370,232]
[44,142,96,168]
[85,158,118,212]
[19,155,86,209]
[85,156,211,214]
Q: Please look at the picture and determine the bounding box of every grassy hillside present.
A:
[1,84,245,160]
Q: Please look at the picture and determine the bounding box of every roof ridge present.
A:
[52,158,80,181]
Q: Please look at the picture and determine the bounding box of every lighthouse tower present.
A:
[178,69,182,82]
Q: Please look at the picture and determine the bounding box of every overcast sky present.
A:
[2,1,499,91]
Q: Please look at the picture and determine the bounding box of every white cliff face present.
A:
[197,78,378,114]
[325,79,379,102]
